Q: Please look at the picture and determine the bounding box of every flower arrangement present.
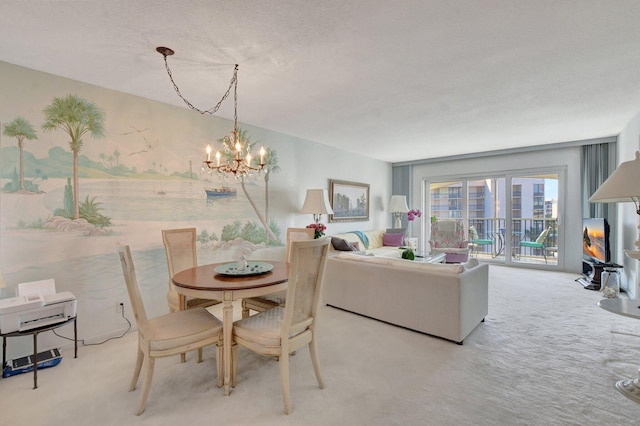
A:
[306,223,327,239]
[406,209,422,251]
[407,209,422,221]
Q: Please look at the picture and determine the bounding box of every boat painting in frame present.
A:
[329,179,369,222]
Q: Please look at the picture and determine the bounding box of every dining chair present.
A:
[232,237,331,414]
[241,227,314,318]
[162,227,223,362]
[162,227,222,313]
[117,244,225,416]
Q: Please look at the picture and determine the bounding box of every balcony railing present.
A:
[467,217,558,264]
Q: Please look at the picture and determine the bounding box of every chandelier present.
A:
[156,46,266,179]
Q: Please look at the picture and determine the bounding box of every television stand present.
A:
[577,277,601,291]
[578,260,622,291]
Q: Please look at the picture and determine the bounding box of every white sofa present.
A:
[329,230,402,258]
[322,253,489,344]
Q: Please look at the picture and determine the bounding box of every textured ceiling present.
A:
[2,1,640,163]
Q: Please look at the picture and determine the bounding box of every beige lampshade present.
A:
[589,151,640,203]
[301,189,334,215]
[590,151,640,259]
[388,195,409,213]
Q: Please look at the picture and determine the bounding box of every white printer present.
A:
[0,279,77,334]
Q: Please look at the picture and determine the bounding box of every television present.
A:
[582,217,610,264]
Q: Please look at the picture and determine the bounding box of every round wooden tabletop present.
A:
[172,261,289,291]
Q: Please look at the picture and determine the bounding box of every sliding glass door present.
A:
[509,172,560,267]
[428,169,563,269]
[468,178,505,260]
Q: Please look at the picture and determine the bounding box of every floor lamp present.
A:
[589,150,640,404]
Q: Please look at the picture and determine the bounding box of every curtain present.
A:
[392,164,412,228]
[581,142,616,220]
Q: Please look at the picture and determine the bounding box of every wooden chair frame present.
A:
[232,237,330,414]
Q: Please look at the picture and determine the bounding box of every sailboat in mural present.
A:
[204,186,237,198]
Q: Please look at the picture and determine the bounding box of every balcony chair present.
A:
[428,219,470,263]
[468,225,494,257]
[519,227,552,263]
[117,245,225,416]
[232,237,331,414]
[241,227,314,318]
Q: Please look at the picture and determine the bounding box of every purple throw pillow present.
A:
[383,233,404,247]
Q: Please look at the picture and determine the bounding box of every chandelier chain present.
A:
[233,66,238,130]
[162,54,238,116]
[156,47,264,179]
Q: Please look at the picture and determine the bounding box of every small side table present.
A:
[2,316,77,389]
[598,298,640,403]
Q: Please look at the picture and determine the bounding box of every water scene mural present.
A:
[0,69,287,354]
[0,61,390,358]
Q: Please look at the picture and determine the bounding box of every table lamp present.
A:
[301,189,333,225]
[388,195,409,229]
[589,151,640,259]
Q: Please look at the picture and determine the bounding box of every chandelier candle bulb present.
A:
[260,146,265,164]
[215,151,221,167]
[246,153,252,166]
[206,145,211,162]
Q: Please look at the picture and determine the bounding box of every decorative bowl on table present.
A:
[214,261,273,276]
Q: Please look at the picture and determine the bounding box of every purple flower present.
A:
[407,209,422,221]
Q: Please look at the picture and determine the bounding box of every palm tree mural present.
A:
[2,116,38,191]
[42,94,106,219]
[263,149,280,244]
[218,128,279,242]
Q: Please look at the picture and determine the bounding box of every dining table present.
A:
[171,260,289,395]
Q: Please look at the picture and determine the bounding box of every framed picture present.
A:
[329,180,370,222]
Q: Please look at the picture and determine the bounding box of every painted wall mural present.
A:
[0,61,391,357]
[0,71,288,354]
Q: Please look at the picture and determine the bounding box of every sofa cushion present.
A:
[330,230,386,251]
[363,230,384,249]
[331,237,358,251]
[330,232,366,248]
[383,232,404,247]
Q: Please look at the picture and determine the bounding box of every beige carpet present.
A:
[2,265,640,425]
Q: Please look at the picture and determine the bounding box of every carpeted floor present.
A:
[2,265,639,425]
